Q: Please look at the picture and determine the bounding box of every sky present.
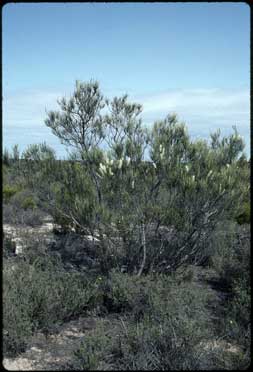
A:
[2,2,250,158]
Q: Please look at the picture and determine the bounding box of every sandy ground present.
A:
[3,217,99,255]
[3,215,58,255]
[3,222,245,370]
[3,311,243,371]
[3,316,100,370]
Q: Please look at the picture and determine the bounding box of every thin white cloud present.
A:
[3,87,250,157]
[3,89,70,157]
[3,90,63,125]
[136,88,250,155]
[138,88,249,117]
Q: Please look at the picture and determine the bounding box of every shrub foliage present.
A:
[2,80,250,369]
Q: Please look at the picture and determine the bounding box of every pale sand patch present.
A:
[200,339,242,354]
[3,357,35,371]
[3,219,58,255]
[2,317,100,370]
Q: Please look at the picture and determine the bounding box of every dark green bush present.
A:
[3,187,47,226]
[21,196,37,210]
[210,223,251,368]
[212,275,251,369]
[101,269,174,316]
[214,224,250,287]
[3,203,45,226]
[3,185,20,201]
[102,269,211,319]
[3,254,103,356]
[220,267,251,368]
[72,267,249,369]
[72,271,216,370]
[110,318,212,370]
[235,202,250,225]
[72,328,109,370]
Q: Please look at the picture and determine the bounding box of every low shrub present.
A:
[3,254,103,357]
[235,202,250,225]
[21,196,37,210]
[21,208,45,227]
[101,269,174,316]
[72,327,110,370]
[110,317,214,370]
[211,222,251,368]
[3,185,20,201]
[214,224,250,288]
[210,222,249,277]
[3,202,46,226]
[220,272,251,368]
[71,271,216,370]
[72,267,250,370]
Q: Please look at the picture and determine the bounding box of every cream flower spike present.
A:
[108,168,114,176]
[118,158,123,169]
[99,163,107,175]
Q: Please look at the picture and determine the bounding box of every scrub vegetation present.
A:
[3,80,250,370]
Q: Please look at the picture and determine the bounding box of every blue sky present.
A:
[3,2,250,158]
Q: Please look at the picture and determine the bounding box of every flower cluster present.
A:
[98,155,132,177]
[159,144,165,160]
